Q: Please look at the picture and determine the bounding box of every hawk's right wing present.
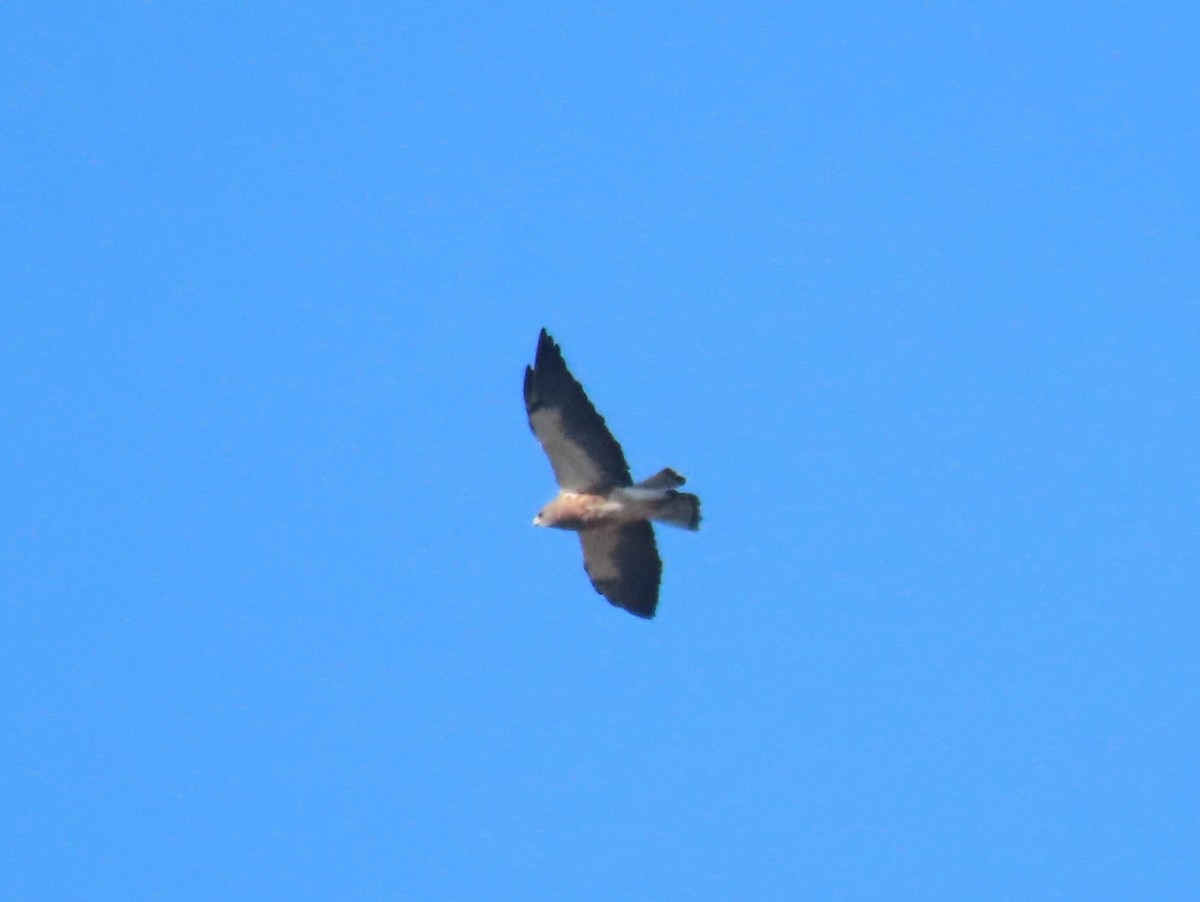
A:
[579,522,662,619]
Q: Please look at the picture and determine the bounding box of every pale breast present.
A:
[547,491,627,529]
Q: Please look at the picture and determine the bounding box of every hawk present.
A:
[524,328,701,619]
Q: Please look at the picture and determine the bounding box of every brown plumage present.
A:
[525,329,701,619]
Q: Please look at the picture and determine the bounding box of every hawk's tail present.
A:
[653,491,702,531]
[637,467,687,490]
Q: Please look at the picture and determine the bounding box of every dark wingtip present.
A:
[587,574,658,619]
[527,331,559,412]
[535,328,559,365]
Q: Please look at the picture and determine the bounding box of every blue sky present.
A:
[3,3,1197,899]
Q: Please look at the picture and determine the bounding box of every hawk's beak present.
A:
[532,515,542,527]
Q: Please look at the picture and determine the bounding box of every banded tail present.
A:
[654,489,702,531]
[637,468,688,490]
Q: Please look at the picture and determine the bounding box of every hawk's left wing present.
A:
[524,329,632,491]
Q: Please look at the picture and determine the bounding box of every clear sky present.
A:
[3,4,1197,899]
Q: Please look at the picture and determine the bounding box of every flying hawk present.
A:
[524,328,701,619]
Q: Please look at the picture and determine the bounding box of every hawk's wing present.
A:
[524,329,632,491]
[579,522,662,619]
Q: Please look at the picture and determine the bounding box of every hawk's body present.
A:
[524,329,700,619]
